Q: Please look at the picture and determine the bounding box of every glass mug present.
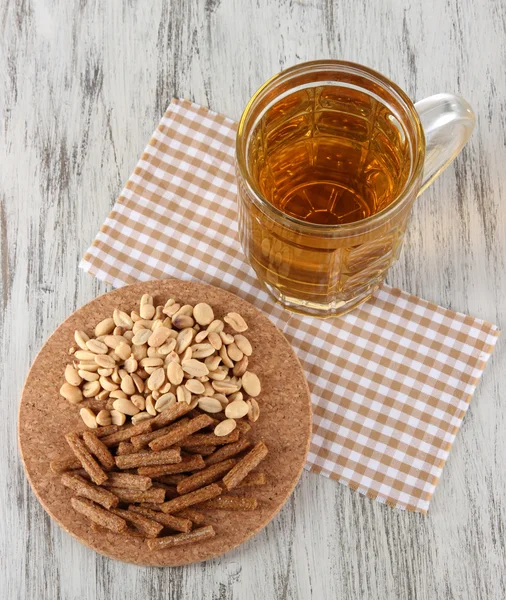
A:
[235,60,475,317]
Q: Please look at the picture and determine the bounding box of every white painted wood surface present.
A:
[1,0,505,598]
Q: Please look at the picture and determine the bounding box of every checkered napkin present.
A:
[81,99,500,514]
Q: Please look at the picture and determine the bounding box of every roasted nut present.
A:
[185,379,205,395]
[140,357,164,368]
[163,301,180,317]
[113,309,133,329]
[182,359,209,378]
[104,335,126,349]
[213,393,229,407]
[94,354,117,369]
[74,350,96,361]
[207,366,228,381]
[242,371,261,397]
[84,339,106,357]
[99,376,119,392]
[131,395,146,411]
[198,397,223,413]
[132,343,148,361]
[83,380,101,398]
[80,407,98,428]
[220,331,234,345]
[167,362,184,385]
[133,319,153,334]
[148,326,171,348]
[207,319,224,333]
[148,367,166,391]
[173,304,194,318]
[96,409,112,426]
[95,318,116,337]
[110,409,127,426]
[158,339,177,354]
[224,312,248,332]
[113,398,140,416]
[219,345,234,368]
[140,294,155,320]
[205,355,221,371]
[233,355,248,377]
[214,419,237,437]
[247,398,260,422]
[120,374,136,396]
[227,343,243,362]
[64,365,82,387]
[190,343,215,359]
[132,329,152,346]
[155,393,176,412]
[131,411,153,425]
[124,356,138,373]
[173,315,195,330]
[146,395,157,416]
[208,332,222,350]
[193,303,214,326]
[225,399,249,419]
[114,343,130,362]
[194,330,209,343]
[176,385,191,405]
[234,334,252,356]
[176,328,194,354]
[60,383,83,404]
[74,330,90,350]
[78,370,100,382]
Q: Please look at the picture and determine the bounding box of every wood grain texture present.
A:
[1,0,504,598]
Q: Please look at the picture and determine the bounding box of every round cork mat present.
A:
[19,279,311,566]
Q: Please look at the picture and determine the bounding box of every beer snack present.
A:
[50,295,269,553]
[19,281,311,564]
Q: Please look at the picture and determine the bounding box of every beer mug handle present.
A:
[414,93,476,195]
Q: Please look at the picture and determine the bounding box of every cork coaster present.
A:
[18,280,311,566]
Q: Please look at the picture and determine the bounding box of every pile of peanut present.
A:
[60,296,260,437]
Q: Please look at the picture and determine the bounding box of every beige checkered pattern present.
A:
[81,98,500,514]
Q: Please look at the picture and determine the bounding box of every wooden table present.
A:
[2,1,504,598]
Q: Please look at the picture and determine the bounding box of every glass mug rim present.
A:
[235,59,426,236]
